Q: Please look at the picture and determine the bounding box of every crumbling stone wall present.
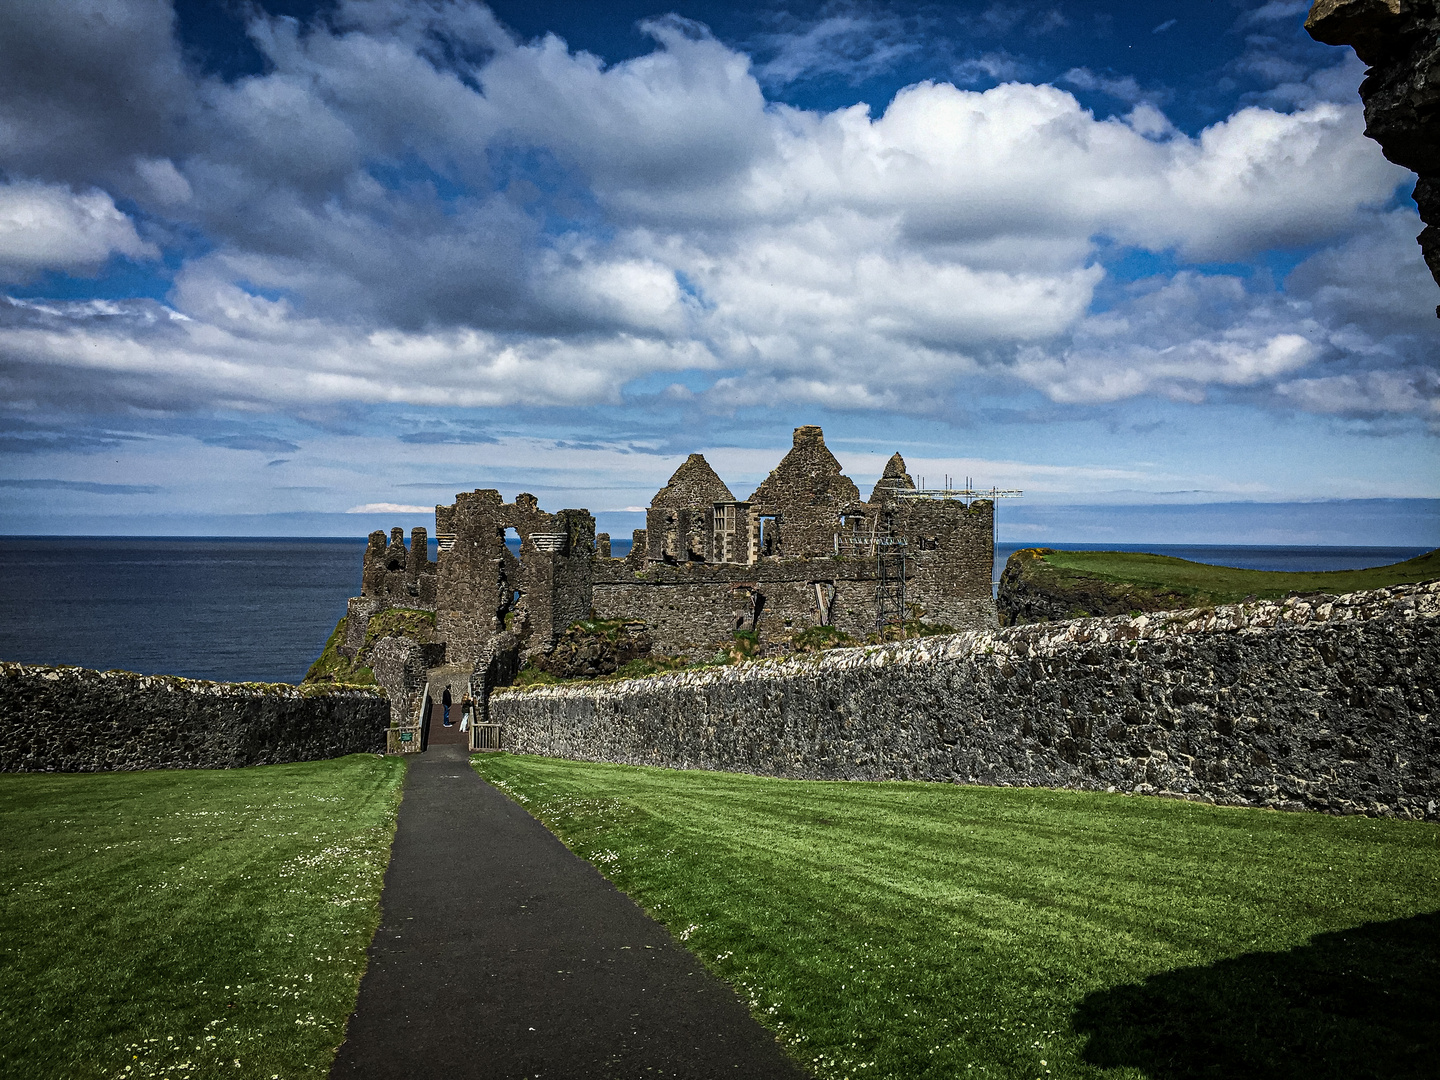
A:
[492,582,1440,819]
[1308,0,1440,306]
[648,452,738,565]
[749,425,865,558]
[367,636,432,727]
[361,527,437,607]
[890,497,995,629]
[869,452,914,502]
[593,558,897,654]
[0,663,389,772]
[342,596,382,657]
[592,429,998,656]
[433,490,595,667]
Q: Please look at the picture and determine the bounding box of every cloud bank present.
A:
[0,0,1433,430]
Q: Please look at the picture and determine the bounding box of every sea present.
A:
[0,536,1429,685]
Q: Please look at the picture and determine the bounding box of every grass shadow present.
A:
[1073,912,1440,1079]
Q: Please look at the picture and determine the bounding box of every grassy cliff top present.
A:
[1038,547,1440,604]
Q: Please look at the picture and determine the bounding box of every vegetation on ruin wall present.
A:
[474,754,1440,1080]
[0,755,405,1080]
[1000,546,1440,625]
[303,608,437,686]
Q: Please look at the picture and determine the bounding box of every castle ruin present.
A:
[341,426,1002,736]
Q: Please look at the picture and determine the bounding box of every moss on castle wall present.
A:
[304,608,438,686]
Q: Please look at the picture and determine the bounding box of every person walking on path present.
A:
[330,745,803,1080]
[441,686,452,727]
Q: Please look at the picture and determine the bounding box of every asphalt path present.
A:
[330,745,804,1079]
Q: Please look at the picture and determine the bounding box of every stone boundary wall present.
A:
[491,582,1440,819]
[0,663,390,772]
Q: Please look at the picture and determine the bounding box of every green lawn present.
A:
[0,755,405,1080]
[473,754,1440,1080]
[1040,547,1440,605]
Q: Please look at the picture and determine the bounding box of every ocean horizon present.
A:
[0,536,1430,685]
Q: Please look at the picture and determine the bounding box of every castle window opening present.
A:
[750,591,766,630]
[711,502,745,564]
[504,527,521,554]
[758,515,781,557]
[813,581,836,626]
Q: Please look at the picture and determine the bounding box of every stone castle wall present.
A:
[590,498,997,655]
[491,582,1440,819]
[593,557,886,654]
[0,663,390,772]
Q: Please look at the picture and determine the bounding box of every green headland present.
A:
[998,546,1440,624]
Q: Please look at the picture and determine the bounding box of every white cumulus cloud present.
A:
[0,0,1431,424]
[0,181,157,282]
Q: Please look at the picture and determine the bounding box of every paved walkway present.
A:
[330,746,804,1079]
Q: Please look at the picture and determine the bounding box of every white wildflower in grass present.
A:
[4,756,405,1080]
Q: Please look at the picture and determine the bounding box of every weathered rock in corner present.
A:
[1308,0,1440,310]
[529,619,653,680]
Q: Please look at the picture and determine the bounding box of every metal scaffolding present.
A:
[896,478,1024,600]
[894,485,1024,503]
[875,542,906,630]
[833,530,908,631]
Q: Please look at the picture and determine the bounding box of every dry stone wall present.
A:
[0,663,389,772]
[491,582,1440,819]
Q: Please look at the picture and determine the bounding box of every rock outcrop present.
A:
[1307,0,1440,311]
[996,548,1203,625]
[528,619,653,680]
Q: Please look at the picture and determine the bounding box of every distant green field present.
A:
[0,755,405,1080]
[1040,547,1440,605]
[474,754,1440,1080]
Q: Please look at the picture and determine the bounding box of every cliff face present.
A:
[995,548,1202,626]
[1307,0,1440,313]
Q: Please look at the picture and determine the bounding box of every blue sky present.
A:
[1,0,1437,544]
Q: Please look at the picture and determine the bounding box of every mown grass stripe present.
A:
[0,755,405,1080]
[474,753,1439,1080]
